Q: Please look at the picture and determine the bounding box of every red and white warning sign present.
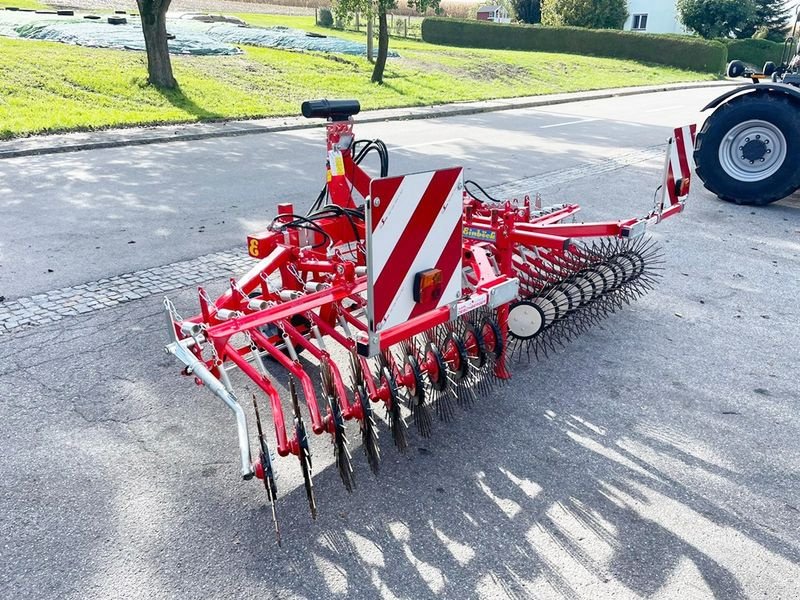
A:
[664,124,697,206]
[366,167,464,334]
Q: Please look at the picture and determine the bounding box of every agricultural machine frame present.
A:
[165,99,694,543]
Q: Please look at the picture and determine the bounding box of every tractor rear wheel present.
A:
[694,93,800,205]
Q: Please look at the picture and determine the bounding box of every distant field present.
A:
[0,8,715,138]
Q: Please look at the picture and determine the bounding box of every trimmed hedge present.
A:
[725,38,783,69]
[421,18,727,73]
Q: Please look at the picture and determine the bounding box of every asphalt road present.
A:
[1,87,799,600]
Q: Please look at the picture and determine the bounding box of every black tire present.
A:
[694,92,800,205]
[763,61,776,77]
[727,60,746,78]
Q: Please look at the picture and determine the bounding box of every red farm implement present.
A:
[164,99,696,543]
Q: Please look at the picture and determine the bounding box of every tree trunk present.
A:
[371,8,389,84]
[137,0,176,88]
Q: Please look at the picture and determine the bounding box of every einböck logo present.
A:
[463,225,497,242]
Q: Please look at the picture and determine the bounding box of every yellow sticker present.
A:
[328,150,345,177]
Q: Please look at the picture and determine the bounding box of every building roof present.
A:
[477,5,502,12]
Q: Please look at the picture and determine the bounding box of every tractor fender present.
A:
[702,83,800,111]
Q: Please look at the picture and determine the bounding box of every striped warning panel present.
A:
[367,167,464,333]
[665,124,697,206]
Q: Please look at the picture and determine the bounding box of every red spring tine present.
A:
[281,319,354,420]
[249,328,326,435]
[223,344,293,457]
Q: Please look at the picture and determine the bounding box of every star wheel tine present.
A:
[290,377,317,519]
[251,393,280,546]
[481,314,508,382]
[422,339,455,422]
[348,350,365,389]
[379,363,408,453]
[403,351,432,438]
[442,331,475,408]
[357,383,381,475]
[321,361,355,492]
[462,322,493,396]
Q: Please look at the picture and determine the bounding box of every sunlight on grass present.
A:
[0,15,715,139]
[0,1,47,9]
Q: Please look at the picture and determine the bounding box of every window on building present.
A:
[632,14,648,30]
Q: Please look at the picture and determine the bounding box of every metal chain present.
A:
[287,263,306,287]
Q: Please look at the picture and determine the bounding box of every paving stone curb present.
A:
[0,144,668,336]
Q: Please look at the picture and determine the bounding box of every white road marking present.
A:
[395,137,464,150]
[540,118,601,129]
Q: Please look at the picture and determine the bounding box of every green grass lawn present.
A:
[0,11,716,139]
[0,1,46,9]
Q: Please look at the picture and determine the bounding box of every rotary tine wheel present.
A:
[461,321,492,396]
[376,351,408,453]
[321,361,355,492]
[399,339,433,439]
[474,309,507,384]
[439,325,477,409]
[508,237,664,361]
[420,331,455,423]
[289,377,317,519]
[349,352,380,475]
[251,393,281,546]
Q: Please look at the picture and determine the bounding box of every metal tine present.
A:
[321,360,355,493]
[438,322,476,410]
[289,377,317,520]
[460,317,495,398]
[376,351,408,453]
[348,351,380,475]
[421,327,457,423]
[508,237,665,364]
[399,338,433,439]
[251,393,281,547]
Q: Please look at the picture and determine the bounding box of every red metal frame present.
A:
[166,112,691,484]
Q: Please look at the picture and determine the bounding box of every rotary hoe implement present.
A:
[164,99,696,543]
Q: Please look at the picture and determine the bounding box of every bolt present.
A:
[373,197,381,208]
[750,160,755,164]
[756,134,761,139]
[745,137,750,142]
[767,149,772,154]
[761,158,765,162]
[739,146,743,151]
[765,139,770,144]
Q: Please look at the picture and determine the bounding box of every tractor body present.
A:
[697,8,800,205]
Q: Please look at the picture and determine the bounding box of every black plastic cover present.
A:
[301,99,361,121]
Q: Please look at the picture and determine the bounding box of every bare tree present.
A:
[137,0,176,88]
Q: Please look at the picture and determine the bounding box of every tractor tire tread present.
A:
[694,92,800,206]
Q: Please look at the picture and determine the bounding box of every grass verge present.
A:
[0,1,47,9]
[0,12,716,139]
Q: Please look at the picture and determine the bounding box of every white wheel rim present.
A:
[508,302,544,339]
[719,119,787,182]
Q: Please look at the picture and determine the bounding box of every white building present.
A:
[623,0,687,35]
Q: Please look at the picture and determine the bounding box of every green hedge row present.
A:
[421,18,727,73]
[724,38,784,69]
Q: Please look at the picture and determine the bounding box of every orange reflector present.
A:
[413,268,444,304]
[675,176,690,197]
